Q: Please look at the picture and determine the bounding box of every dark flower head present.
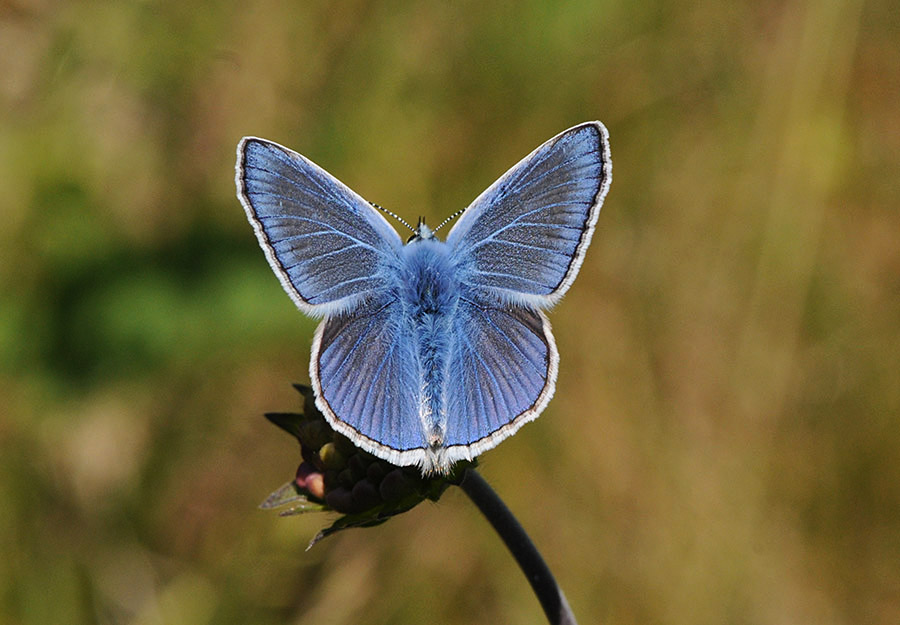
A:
[261,384,473,547]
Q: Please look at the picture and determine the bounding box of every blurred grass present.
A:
[1,0,898,624]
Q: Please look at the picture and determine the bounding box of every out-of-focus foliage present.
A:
[1,1,897,624]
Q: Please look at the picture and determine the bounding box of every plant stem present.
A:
[457,468,578,625]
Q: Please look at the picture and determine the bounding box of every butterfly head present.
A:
[407,217,436,243]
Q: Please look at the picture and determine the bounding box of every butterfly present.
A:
[236,122,611,474]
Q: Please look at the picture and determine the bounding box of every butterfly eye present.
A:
[408,217,434,243]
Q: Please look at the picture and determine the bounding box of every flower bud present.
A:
[263,383,475,546]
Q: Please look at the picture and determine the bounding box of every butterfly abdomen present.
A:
[402,239,459,450]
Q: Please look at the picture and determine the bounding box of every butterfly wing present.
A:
[446,121,611,307]
[236,137,403,316]
[310,294,428,467]
[436,298,558,466]
[312,293,559,472]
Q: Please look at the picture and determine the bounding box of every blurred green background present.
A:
[1,1,898,624]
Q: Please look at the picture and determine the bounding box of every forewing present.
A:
[237,137,403,315]
[446,122,611,306]
[310,296,427,466]
[441,298,558,460]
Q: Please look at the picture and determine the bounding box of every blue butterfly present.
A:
[236,122,611,474]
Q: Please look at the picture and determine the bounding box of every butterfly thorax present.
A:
[400,238,458,450]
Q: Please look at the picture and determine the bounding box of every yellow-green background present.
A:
[2,1,897,624]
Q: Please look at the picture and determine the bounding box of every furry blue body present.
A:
[399,234,459,448]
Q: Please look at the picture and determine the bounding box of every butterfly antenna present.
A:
[370,202,415,234]
[432,206,467,234]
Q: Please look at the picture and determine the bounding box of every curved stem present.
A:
[457,468,578,625]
